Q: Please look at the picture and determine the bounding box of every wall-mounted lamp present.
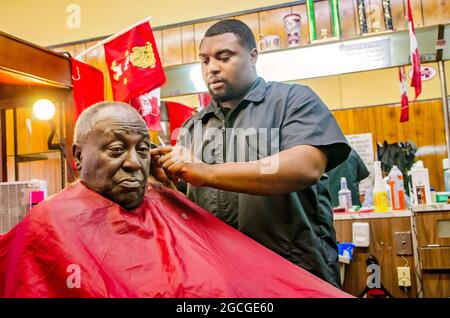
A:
[32,98,68,187]
[32,98,55,121]
[32,98,63,151]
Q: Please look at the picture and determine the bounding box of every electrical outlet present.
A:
[397,267,411,287]
[395,232,413,255]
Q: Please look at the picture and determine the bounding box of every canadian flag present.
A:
[399,66,409,122]
[166,102,195,145]
[130,88,162,131]
[407,0,421,99]
[198,92,211,112]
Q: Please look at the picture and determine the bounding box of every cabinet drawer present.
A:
[419,247,450,270]
[415,212,450,247]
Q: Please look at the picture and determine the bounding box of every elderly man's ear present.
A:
[72,143,82,171]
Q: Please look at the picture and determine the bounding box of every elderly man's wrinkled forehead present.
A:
[91,105,149,137]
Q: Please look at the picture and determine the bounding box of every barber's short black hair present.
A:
[203,19,256,50]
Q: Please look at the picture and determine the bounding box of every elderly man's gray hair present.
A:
[74,102,144,144]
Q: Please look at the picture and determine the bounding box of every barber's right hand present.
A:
[157,146,207,186]
[149,146,173,185]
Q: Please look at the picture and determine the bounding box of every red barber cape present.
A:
[0,182,350,298]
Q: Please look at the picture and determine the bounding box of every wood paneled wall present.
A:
[52,0,449,68]
[4,106,66,196]
[333,99,447,192]
[6,154,62,196]
[5,107,63,156]
[334,216,417,298]
[422,0,450,26]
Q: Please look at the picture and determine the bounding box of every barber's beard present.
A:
[208,82,237,103]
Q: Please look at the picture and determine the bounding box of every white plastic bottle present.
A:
[373,161,389,212]
[410,161,431,205]
[338,177,353,211]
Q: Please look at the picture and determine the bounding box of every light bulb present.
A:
[33,99,55,120]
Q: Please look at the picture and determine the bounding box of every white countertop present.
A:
[333,203,450,220]
[412,203,450,213]
[333,210,412,221]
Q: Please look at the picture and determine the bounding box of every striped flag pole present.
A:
[399,66,409,122]
[329,0,342,37]
[407,0,422,99]
[306,0,317,41]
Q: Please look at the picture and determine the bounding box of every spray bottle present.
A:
[410,160,431,205]
[338,177,353,211]
[388,165,406,210]
[373,161,389,212]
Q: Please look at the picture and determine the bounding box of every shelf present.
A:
[161,25,442,98]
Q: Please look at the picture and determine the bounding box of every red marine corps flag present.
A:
[407,0,421,99]
[71,58,105,120]
[104,19,166,102]
[399,66,409,122]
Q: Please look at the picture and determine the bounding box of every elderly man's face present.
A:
[74,106,150,210]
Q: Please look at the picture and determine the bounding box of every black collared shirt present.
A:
[178,77,350,287]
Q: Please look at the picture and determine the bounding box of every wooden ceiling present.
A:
[0,31,73,109]
[0,30,72,89]
[0,68,63,87]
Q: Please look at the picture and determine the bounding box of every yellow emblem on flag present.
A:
[110,60,123,81]
[130,42,156,69]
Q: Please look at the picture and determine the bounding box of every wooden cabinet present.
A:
[422,0,450,26]
[419,247,450,270]
[336,0,358,39]
[194,20,220,62]
[162,27,183,67]
[334,213,417,298]
[259,7,292,48]
[390,0,407,31]
[232,13,262,46]
[314,0,332,39]
[414,208,450,297]
[291,4,312,45]
[181,25,196,64]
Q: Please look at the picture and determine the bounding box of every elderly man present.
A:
[0,102,349,298]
